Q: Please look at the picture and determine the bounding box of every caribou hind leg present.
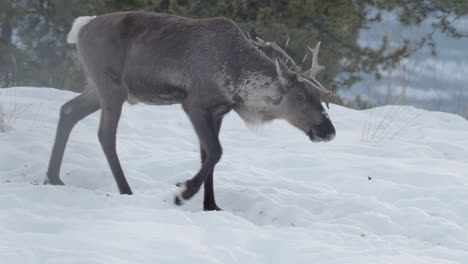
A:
[175,106,224,207]
[95,81,133,195]
[46,88,101,185]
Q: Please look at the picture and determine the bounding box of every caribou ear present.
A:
[275,58,293,88]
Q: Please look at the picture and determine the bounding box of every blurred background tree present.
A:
[0,0,467,112]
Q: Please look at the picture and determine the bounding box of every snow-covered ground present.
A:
[1,87,468,264]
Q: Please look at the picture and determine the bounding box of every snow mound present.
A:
[1,87,468,264]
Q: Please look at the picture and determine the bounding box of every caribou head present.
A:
[248,35,336,142]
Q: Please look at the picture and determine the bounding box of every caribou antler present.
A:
[303,41,334,109]
[247,33,335,108]
[304,42,325,78]
[247,32,302,73]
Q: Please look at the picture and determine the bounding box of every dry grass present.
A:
[0,93,30,133]
[0,100,17,132]
[361,94,423,143]
[0,104,12,132]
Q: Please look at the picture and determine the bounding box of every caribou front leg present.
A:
[202,118,223,211]
[175,108,223,206]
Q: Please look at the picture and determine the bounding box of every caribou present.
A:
[45,11,336,211]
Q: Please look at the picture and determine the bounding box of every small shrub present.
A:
[0,101,15,132]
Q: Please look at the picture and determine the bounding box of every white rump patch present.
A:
[67,16,96,44]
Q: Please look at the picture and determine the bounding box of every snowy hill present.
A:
[1,87,468,264]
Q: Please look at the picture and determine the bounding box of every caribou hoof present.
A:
[174,181,198,206]
[44,177,65,185]
[120,189,133,195]
[174,181,187,206]
[174,195,184,206]
[203,203,223,211]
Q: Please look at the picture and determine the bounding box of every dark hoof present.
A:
[174,195,183,206]
[203,204,223,211]
[174,181,187,206]
[175,181,197,200]
[174,181,199,206]
[44,178,64,185]
[120,188,133,195]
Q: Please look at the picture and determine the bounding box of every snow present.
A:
[1,87,468,264]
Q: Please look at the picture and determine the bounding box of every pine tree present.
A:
[0,0,466,101]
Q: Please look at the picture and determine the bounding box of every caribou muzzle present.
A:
[308,119,335,143]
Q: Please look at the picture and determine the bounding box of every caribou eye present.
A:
[296,94,305,103]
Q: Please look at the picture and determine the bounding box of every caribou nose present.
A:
[322,130,335,142]
[316,119,336,142]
